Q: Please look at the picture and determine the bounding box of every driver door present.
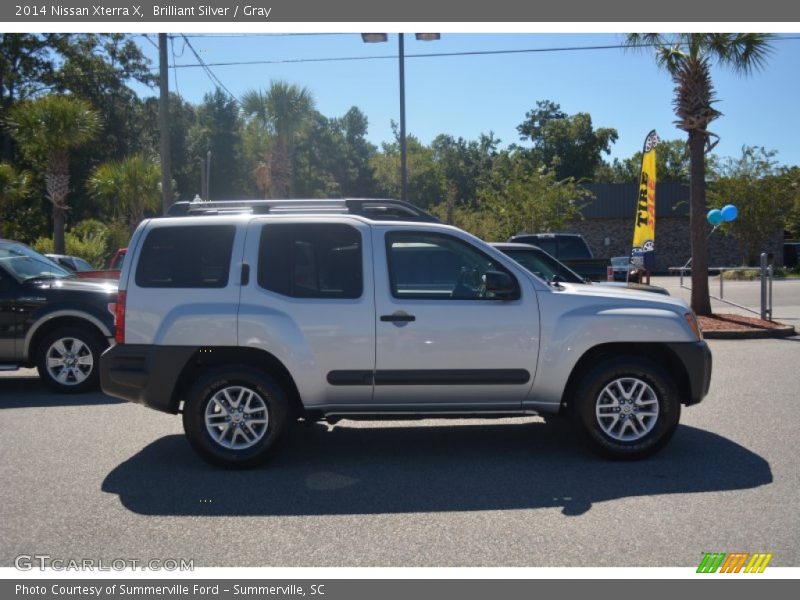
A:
[372,228,539,409]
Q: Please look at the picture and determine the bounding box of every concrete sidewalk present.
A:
[650,276,800,323]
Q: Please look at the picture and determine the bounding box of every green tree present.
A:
[140,93,198,201]
[431,133,499,212]
[293,107,377,198]
[188,88,244,200]
[50,34,155,159]
[371,131,444,209]
[785,166,800,240]
[627,33,773,315]
[241,81,315,197]
[595,139,692,183]
[0,161,32,237]
[0,34,59,160]
[33,218,109,267]
[517,100,618,180]
[6,94,100,253]
[436,151,591,241]
[709,147,797,264]
[87,154,161,231]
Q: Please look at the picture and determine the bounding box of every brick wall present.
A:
[566,217,784,272]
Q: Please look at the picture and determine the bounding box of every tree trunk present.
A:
[53,204,66,255]
[45,155,70,256]
[689,130,712,315]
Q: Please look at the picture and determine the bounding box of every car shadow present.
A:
[102,420,772,517]
[0,376,124,408]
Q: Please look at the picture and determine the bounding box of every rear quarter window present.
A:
[135,225,235,288]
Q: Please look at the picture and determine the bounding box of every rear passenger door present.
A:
[239,219,376,408]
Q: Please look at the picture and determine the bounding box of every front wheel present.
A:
[182,366,290,468]
[36,326,107,393]
[570,356,680,459]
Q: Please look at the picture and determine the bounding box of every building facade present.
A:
[564,183,783,272]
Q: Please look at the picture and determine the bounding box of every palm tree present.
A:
[0,162,31,237]
[626,34,772,315]
[87,154,161,231]
[5,94,100,253]
[241,81,314,198]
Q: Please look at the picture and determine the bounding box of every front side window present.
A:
[386,232,518,300]
[258,223,362,299]
[135,225,235,288]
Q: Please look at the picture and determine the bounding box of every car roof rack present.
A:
[166,198,440,223]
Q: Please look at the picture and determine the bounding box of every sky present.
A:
[130,32,800,166]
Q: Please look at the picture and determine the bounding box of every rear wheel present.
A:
[36,326,107,393]
[570,356,680,459]
[182,366,290,468]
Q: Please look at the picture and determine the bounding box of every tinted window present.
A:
[387,232,517,300]
[558,236,591,259]
[258,224,362,299]
[531,237,557,256]
[72,257,94,271]
[135,225,235,288]
[500,247,583,283]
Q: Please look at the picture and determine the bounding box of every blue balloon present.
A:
[707,209,724,227]
[721,204,738,222]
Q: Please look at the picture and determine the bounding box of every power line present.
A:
[159,36,800,71]
[179,34,238,100]
[170,35,180,96]
[181,33,349,38]
[140,33,159,50]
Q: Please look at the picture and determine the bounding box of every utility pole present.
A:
[158,33,173,214]
[398,33,407,202]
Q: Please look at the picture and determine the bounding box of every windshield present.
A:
[0,243,72,281]
[72,257,94,271]
[611,256,631,267]
[499,246,583,284]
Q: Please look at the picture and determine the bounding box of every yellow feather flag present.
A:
[631,130,659,271]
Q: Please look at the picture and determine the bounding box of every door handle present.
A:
[380,312,416,322]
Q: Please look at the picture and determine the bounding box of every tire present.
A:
[570,356,681,459]
[182,366,290,468]
[36,326,107,393]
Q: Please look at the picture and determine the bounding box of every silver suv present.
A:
[100,199,711,468]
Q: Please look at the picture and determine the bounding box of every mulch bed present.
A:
[698,313,787,332]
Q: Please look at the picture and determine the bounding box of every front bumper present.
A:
[665,341,713,406]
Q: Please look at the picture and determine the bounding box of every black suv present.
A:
[0,240,116,392]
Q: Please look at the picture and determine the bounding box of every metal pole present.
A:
[720,270,724,299]
[158,33,173,214]
[760,252,768,320]
[768,264,773,321]
[398,33,407,203]
[206,150,212,201]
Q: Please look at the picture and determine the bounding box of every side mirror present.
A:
[483,271,516,299]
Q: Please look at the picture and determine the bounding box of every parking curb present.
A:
[702,325,797,340]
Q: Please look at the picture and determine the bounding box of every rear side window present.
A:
[258,223,362,299]
[135,225,235,288]
[558,236,591,259]
[531,238,557,256]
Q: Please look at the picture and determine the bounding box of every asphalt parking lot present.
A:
[1,284,798,568]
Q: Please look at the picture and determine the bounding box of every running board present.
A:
[0,364,20,371]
